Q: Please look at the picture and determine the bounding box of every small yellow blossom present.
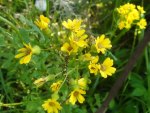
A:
[69,30,88,48]
[34,77,49,87]
[88,63,100,75]
[61,41,78,55]
[15,43,33,64]
[35,15,50,30]
[42,99,62,113]
[69,89,86,105]
[99,57,116,78]
[137,18,147,29]
[137,6,145,14]
[118,21,125,30]
[50,81,62,92]
[90,56,99,64]
[82,53,92,61]
[78,78,90,90]
[95,34,112,54]
[62,19,82,32]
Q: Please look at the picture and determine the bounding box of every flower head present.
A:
[137,18,147,29]
[61,41,78,55]
[88,63,100,75]
[42,99,62,113]
[50,81,62,92]
[62,19,82,32]
[95,34,112,54]
[69,89,86,105]
[35,15,50,30]
[78,78,90,90]
[15,43,33,64]
[34,76,49,87]
[137,6,145,14]
[99,57,116,78]
[69,30,88,48]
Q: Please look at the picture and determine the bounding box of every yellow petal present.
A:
[77,94,85,103]
[19,54,31,64]
[18,48,27,52]
[69,94,77,105]
[100,70,108,78]
[15,52,26,58]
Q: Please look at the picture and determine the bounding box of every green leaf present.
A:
[131,86,146,97]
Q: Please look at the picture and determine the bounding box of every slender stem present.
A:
[46,0,50,17]
[0,102,23,107]
[131,29,137,54]
[58,68,75,91]
[145,47,150,111]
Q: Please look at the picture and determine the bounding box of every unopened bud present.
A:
[32,45,41,54]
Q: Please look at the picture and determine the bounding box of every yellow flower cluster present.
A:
[117,3,147,30]
[61,19,88,55]
[68,77,90,105]
[15,16,117,113]
[88,55,116,78]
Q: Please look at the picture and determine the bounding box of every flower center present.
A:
[100,65,106,71]
[73,91,79,97]
[49,102,55,106]
[67,46,73,52]
[26,48,32,55]
[91,66,96,70]
[98,43,103,48]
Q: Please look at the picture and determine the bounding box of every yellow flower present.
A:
[35,15,50,30]
[50,81,62,92]
[90,56,99,64]
[88,63,100,75]
[99,57,116,78]
[69,30,88,48]
[137,18,147,29]
[137,6,145,14]
[78,78,90,90]
[61,41,78,55]
[118,21,125,30]
[95,34,112,54]
[15,43,33,64]
[62,19,82,32]
[69,89,86,105]
[82,53,92,61]
[42,99,62,113]
[34,77,49,87]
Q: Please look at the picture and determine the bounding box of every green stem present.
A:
[112,29,128,44]
[58,68,75,91]
[46,0,50,17]
[0,102,23,107]
[131,30,137,54]
[145,47,150,111]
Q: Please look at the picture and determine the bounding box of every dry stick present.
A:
[96,28,150,113]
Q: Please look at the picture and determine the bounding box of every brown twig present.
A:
[96,28,150,113]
